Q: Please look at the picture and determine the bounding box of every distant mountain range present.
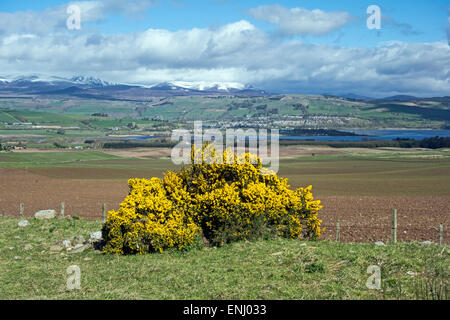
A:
[0,75,447,102]
[326,93,450,102]
[0,75,266,100]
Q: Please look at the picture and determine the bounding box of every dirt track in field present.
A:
[0,167,448,244]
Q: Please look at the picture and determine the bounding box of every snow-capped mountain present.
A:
[0,74,114,86]
[162,81,248,92]
[0,74,267,99]
[70,76,115,87]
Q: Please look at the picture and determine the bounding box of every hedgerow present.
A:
[102,144,323,254]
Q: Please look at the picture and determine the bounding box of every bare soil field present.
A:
[101,146,422,159]
[1,166,448,244]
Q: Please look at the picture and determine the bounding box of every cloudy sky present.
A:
[0,0,449,97]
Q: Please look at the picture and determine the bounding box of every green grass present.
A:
[0,150,121,167]
[0,216,447,299]
[2,95,449,128]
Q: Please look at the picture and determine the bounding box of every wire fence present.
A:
[320,223,448,244]
[10,202,449,245]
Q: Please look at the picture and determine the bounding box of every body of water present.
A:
[101,129,450,142]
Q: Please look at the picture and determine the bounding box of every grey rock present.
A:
[374,241,385,246]
[90,231,102,241]
[34,210,56,220]
[74,235,85,245]
[49,244,63,252]
[420,241,433,245]
[62,240,71,248]
[69,243,89,254]
[18,220,30,227]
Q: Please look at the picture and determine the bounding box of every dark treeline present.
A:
[280,136,450,149]
[89,136,450,150]
[417,136,450,149]
[279,129,362,136]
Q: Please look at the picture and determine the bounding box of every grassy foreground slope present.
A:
[0,216,448,300]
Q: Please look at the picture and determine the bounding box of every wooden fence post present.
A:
[336,219,341,242]
[60,202,65,218]
[20,203,24,218]
[440,223,444,246]
[391,209,397,244]
[102,203,106,222]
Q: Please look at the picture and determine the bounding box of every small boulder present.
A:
[90,231,102,241]
[34,210,56,220]
[69,243,89,254]
[74,235,85,245]
[18,220,30,227]
[62,240,71,249]
[49,244,64,253]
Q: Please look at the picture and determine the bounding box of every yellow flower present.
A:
[102,144,323,254]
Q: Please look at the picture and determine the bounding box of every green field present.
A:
[1,95,449,130]
[0,150,121,166]
[0,216,447,299]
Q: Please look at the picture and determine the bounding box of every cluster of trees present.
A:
[280,136,450,149]
[418,136,450,149]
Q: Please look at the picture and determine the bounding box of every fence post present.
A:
[391,209,397,244]
[336,219,341,242]
[60,202,65,218]
[102,203,107,222]
[20,203,24,218]
[440,223,444,246]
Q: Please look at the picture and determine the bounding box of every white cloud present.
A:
[0,0,156,35]
[0,9,448,97]
[248,4,352,36]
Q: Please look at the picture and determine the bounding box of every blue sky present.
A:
[0,0,449,96]
[1,0,447,45]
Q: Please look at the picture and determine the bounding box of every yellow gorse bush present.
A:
[102,143,323,254]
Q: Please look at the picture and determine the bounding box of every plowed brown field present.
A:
[1,163,448,243]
